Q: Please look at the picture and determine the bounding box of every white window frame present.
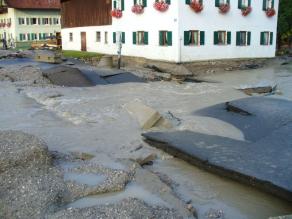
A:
[218,31,227,45]
[242,0,248,7]
[267,0,273,8]
[219,0,228,4]
[239,31,248,46]
[105,31,108,44]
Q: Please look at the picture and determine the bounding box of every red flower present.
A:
[241,6,252,16]
[219,3,230,14]
[266,8,276,17]
[111,9,123,18]
[132,4,144,14]
[190,1,204,13]
[153,1,169,12]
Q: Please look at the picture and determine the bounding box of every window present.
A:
[113,0,125,10]
[113,32,125,44]
[26,18,30,25]
[30,18,37,25]
[135,0,147,6]
[42,18,49,25]
[159,31,172,46]
[96,31,101,42]
[184,30,205,46]
[238,0,250,8]
[155,0,171,4]
[133,31,148,45]
[236,31,251,46]
[69,32,73,42]
[30,33,37,40]
[263,0,274,10]
[19,34,26,41]
[215,0,229,7]
[53,18,59,25]
[105,31,108,44]
[214,31,231,45]
[260,32,273,45]
[18,18,25,25]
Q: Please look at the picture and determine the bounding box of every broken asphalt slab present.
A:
[42,66,94,87]
[142,128,292,202]
[195,97,292,142]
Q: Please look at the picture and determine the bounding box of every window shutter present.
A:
[271,0,274,8]
[143,0,147,7]
[215,0,220,7]
[159,31,163,46]
[167,31,172,46]
[39,33,42,40]
[166,0,171,4]
[113,0,117,9]
[238,0,242,9]
[27,34,30,41]
[200,31,205,45]
[236,32,240,46]
[31,33,34,40]
[19,34,22,41]
[263,0,267,10]
[184,31,190,46]
[227,31,231,45]
[247,32,251,45]
[269,32,273,45]
[199,0,203,4]
[186,0,191,4]
[43,33,46,39]
[121,0,125,10]
[144,32,148,45]
[134,0,137,4]
[113,32,116,43]
[227,0,230,4]
[122,32,125,43]
[248,0,251,7]
[260,32,264,45]
[214,31,219,45]
[133,32,136,44]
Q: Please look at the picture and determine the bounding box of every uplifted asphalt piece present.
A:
[42,66,94,87]
[142,128,292,202]
[195,97,292,142]
[104,72,145,84]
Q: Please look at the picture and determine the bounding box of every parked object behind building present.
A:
[0,0,61,49]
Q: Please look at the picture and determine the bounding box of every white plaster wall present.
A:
[178,0,279,61]
[62,0,180,62]
[62,0,279,62]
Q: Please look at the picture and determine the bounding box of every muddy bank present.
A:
[0,130,191,219]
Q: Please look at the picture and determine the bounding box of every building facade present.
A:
[0,0,61,48]
[61,0,278,62]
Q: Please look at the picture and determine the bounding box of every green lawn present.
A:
[62,50,102,59]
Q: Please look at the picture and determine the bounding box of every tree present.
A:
[277,0,292,48]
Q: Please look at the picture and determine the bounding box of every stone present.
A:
[125,101,162,130]
[239,86,274,95]
[34,50,62,64]
[136,153,157,166]
[225,101,252,116]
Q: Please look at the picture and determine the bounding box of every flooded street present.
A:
[0,57,292,218]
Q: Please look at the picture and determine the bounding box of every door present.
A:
[81,32,87,51]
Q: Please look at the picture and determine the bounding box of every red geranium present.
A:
[266,8,276,17]
[153,1,169,12]
[219,3,230,14]
[241,6,252,16]
[111,9,123,18]
[132,4,144,14]
[190,1,204,13]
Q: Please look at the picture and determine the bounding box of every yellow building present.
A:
[0,0,61,49]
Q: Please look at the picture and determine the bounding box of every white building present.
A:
[0,0,61,49]
[61,0,278,62]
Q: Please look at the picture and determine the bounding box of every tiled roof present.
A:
[5,0,60,9]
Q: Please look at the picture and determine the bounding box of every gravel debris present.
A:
[48,197,183,219]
